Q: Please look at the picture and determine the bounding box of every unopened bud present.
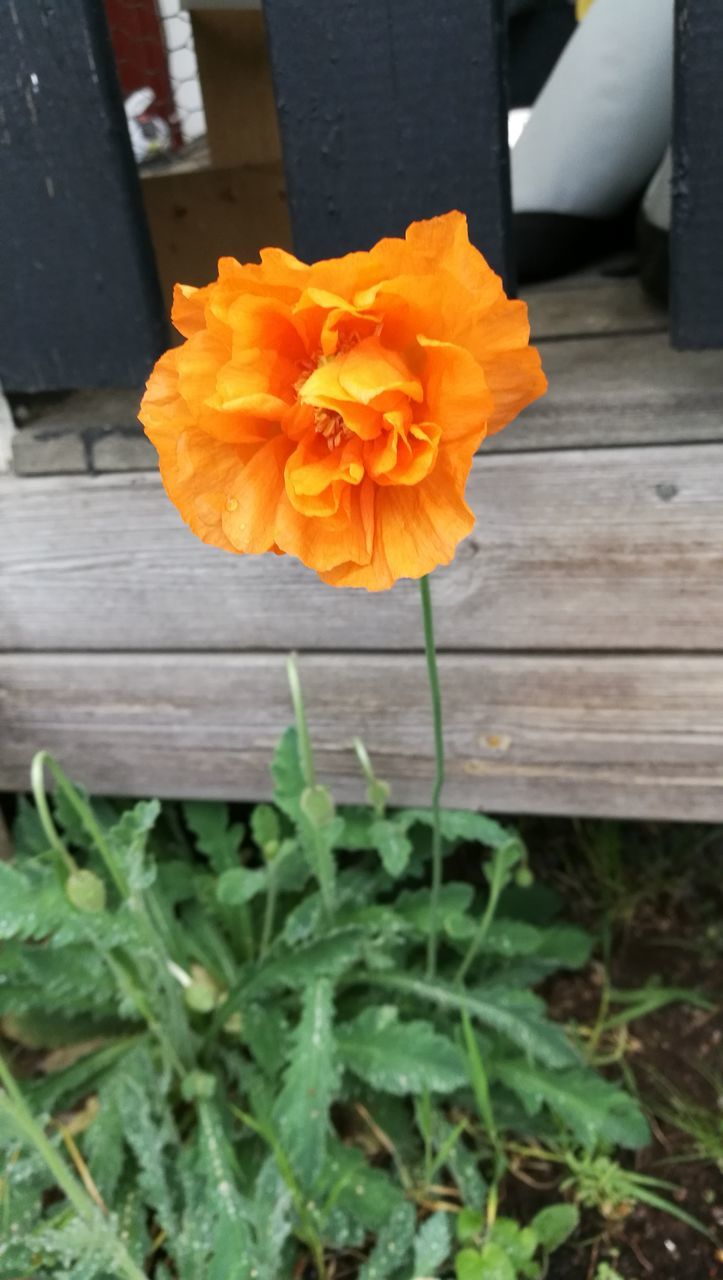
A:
[66,869,106,913]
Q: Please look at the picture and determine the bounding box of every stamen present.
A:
[313,406,352,451]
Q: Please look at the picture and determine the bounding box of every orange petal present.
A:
[221,434,293,553]
[171,283,210,339]
[418,337,492,444]
[275,478,375,572]
[320,450,475,589]
[337,337,423,405]
[285,435,364,517]
[140,350,250,552]
[483,346,547,436]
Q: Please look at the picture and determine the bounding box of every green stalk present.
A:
[287,654,316,787]
[260,858,278,958]
[455,852,509,984]
[419,575,445,978]
[32,751,128,897]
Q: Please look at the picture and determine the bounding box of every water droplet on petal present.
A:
[226,497,238,512]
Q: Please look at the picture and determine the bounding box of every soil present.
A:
[504,818,723,1280]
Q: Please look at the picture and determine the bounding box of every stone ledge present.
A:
[10,389,155,476]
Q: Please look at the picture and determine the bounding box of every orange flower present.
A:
[139,211,546,590]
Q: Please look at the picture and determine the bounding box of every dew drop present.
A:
[226,496,238,512]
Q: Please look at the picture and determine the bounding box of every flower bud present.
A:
[300,785,335,828]
[66,869,106,913]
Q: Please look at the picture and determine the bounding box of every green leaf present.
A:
[402,808,514,851]
[251,804,281,858]
[499,1061,651,1149]
[183,801,244,873]
[12,795,48,856]
[113,1056,178,1239]
[338,1006,466,1096]
[249,929,366,995]
[274,978,338,1191]
[0,862,68,941]
[370,818,413,877]
[321,1139,406,1233]
[530,1203,579,1252]
[456,1242,516,1280]
[358,1200,416,1280]
[367,974,578,1069]
[395,883,474,934]
[457,1207,485,1243]
[107,799,160,893]
[413,1210,452,1275]
[216,866,267,906]
[271,727,305,823]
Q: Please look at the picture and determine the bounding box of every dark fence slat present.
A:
[262,0,512,286]
[671,0,723,349]
[0,1,166,392]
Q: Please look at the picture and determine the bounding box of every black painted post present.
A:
[0,0,167,391]
[671,0,723,349]
[262,0,513,288]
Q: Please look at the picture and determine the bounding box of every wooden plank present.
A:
[2,652,723,820]
[493,331,723,452]
[523,278,666,341]
[262,0,512,282]
[3,442,723,653]
[0,0,166,391]
[671,0,723,348]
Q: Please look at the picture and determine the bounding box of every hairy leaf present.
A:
[274,978,339,1191]
[359,1200,416,1279]
[498,1061,651,1149]
[413,1210,452,1275]
[271,727,305,823]
[367,974,578,1069]
[338,1007,466,1095]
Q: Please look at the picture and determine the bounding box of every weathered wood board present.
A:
[3,652,723,821]
[3,443,723,654]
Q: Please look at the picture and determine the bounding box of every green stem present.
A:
[287,654,316,787]
[32,751,128,898]
[420,576,445,979]
[260,860,278,958]
[456,860,507,984]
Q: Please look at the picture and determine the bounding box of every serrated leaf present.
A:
[413,1210,452,1275]
[107,800,160,894]
[183,801,245,873]
[114,1058,178,1238]
[274,978,338,1191]
[249,929,366,995]
[271,727,305,823]
[0,863,68,941]
[216,866,267,906]
[530,1203,579,1251]
[0,943,119,1017]
[368,974,578,1069]
[401,809,514,851]
[499,1061,651,1149]
[338,1007,466,1095]
[359,1200,416,1280]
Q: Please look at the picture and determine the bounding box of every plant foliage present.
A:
[0,722,652,1278]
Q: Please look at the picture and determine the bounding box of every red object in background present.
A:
[104,0,182,147]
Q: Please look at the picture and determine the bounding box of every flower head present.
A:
[139,211,546,590]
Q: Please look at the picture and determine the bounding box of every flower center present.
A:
[313,406,352,451]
